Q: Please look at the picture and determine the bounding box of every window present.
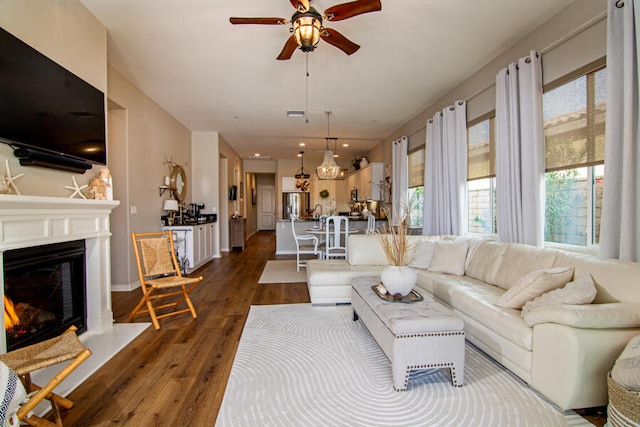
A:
[543,61,606,247]
[467,115,497,234]
[407,147,424,228]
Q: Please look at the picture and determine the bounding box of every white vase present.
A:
[360,158,369,168]
[380,265,417,296]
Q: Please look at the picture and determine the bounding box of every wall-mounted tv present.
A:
[0,26,106,171]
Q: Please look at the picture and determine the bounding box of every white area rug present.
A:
[217,304,591,427]
[258,260,306,284]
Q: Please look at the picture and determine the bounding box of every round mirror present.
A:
[171,165,187,202]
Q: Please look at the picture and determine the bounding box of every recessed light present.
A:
[342,143,349,147]
[287,110,305,118]
[254,153,260,157]
[299,142,305,146]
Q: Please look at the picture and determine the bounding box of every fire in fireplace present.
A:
[3,240,87,351]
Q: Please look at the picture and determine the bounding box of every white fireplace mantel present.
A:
[0,194,120,352]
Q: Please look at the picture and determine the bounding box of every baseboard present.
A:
[111,280,140,292]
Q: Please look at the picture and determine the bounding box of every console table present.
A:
[230,217,247,250]
[351,276,465,391]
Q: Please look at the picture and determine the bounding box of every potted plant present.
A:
[376,207,416,296]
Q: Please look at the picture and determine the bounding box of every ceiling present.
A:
[80,0,574,163]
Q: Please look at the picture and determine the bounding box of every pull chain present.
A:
[305,53,309,123]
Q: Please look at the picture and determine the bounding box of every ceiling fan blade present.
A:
[320,28,360,55]
[289,0,310,12]
[277,35,299,60]
[324,0,382,22]
[229,17,288,25]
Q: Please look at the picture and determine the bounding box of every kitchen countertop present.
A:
[164,219,217,226]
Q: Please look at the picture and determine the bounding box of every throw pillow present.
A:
[428,240,469,276]
[0,361,27,427]
[496,266,574,309]
[611,334,640,391]
[521,273,597,317]
[408,240,435,269]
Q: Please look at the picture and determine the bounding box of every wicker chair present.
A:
[130,231,202,330]
[0,326,92,427]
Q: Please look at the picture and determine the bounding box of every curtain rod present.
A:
[406,9,607,139]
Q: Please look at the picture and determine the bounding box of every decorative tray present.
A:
[372,284,423,303]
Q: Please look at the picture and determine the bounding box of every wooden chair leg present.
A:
[23,415,59,427]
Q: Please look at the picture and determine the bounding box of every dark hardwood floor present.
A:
[58,231,605,426]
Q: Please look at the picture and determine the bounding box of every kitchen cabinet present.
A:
[194,222,215,266]
[348,163,383,201]
[282,176,298,192]
[163,223,216,273]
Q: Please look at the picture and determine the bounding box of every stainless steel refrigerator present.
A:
[283,192,310,219]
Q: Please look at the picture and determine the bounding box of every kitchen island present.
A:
[275,217,387,255]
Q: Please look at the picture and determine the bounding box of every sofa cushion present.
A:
[522,303,640,328]
[494,244,562,290]
[408,240,435,269]
[553,252,640,305]
[450,282,533,351]
[455,235,489,271]
[405,235,447,265]
[496,267,574,309]
[347,235,388,266]
[521,273,596,317]
[428,240,469,276]
[611,334,640,391]
[306,259,385,286]
[465,240,508,285]
[414,272,533,351]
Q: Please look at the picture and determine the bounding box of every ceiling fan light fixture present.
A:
[292,9,322,52]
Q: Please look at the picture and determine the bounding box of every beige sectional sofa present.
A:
[305,234,640,410]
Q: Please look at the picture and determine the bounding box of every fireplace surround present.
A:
[0,194,119,353]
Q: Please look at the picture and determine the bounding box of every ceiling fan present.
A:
[229,0,382,60]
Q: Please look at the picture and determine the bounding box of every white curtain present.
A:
[495,51,545,246]
[391,136,408,225]
[599,0,640,262]
[423,101,468,236]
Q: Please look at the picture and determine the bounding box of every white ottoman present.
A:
[351,276,465,391]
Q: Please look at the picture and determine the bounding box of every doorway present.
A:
[257,184,275,230]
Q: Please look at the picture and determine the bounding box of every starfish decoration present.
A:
[65,175,88,199]
[4,159,24,195]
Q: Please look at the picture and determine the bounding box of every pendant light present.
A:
[316,111,341,180]
[295,151,310,179]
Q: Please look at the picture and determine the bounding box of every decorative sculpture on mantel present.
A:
[65,175,88,199]
[3,159,24,195]
[85,168,113,200]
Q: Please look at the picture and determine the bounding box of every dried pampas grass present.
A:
[376,208,411,266]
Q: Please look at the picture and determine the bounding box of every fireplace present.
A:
[4,240,87,351]
[0,194,119,353]
[0,195,149,404]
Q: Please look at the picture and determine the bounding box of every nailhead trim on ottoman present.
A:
[351,276,466,391]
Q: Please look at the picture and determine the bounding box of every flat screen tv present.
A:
[0,26,107,169]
